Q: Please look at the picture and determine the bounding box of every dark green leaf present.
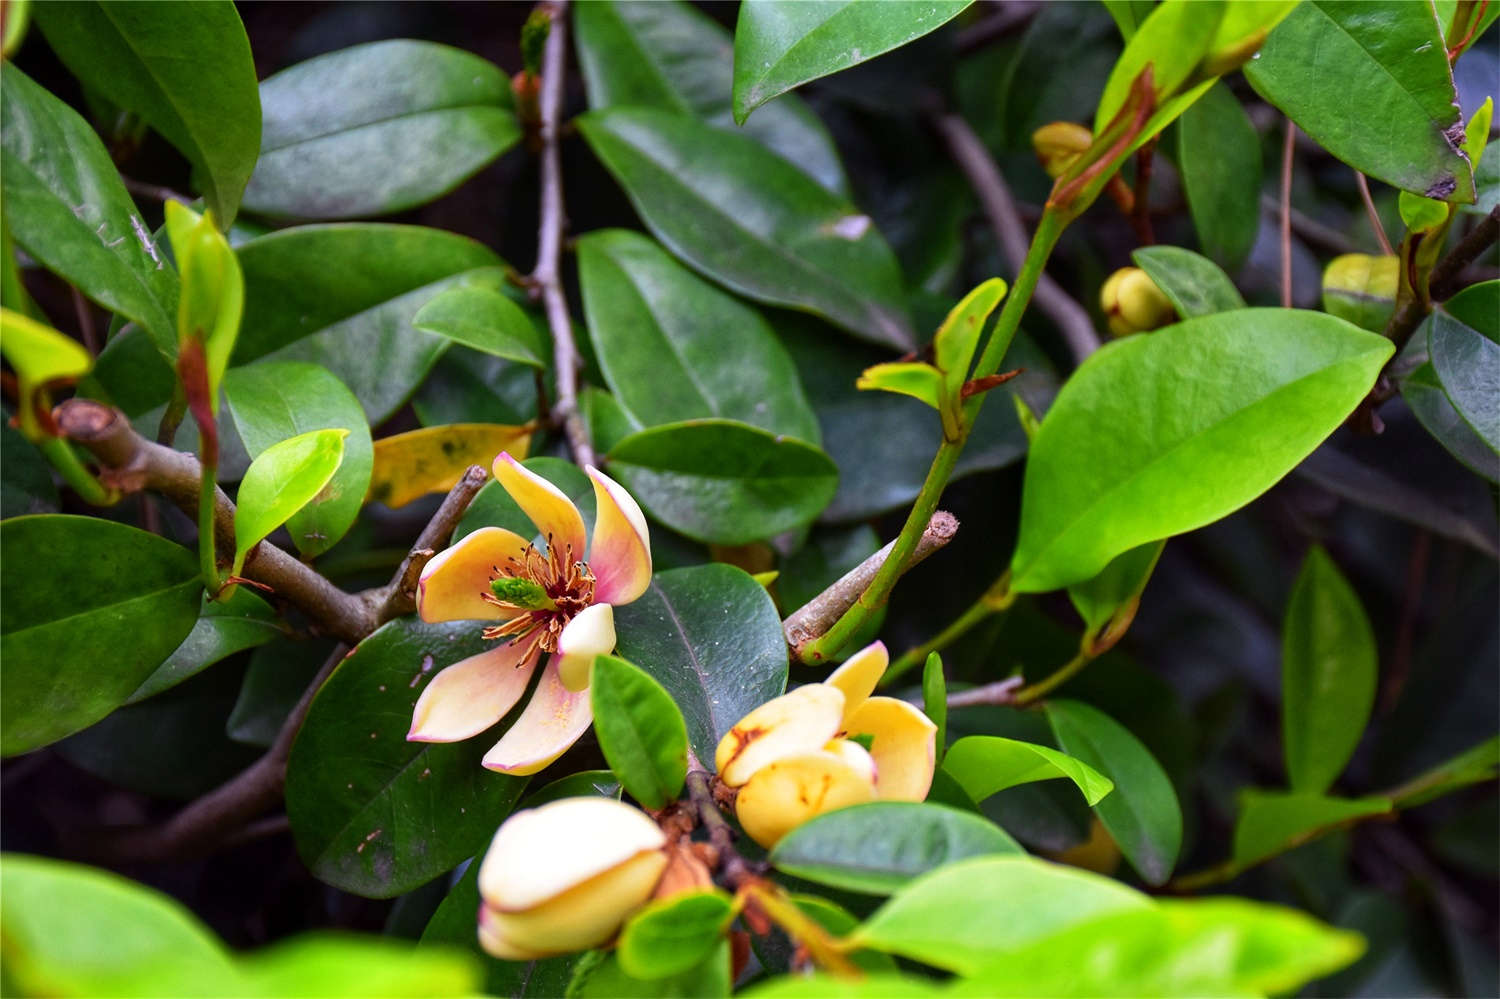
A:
[613,563,788,763]
[942,736,1115,806]
[1130,245,1246,318]
[1428,307,1500,452]
[1246,1,1475,200]
[225,637,332,747]
[921,653,947,765]
[0,419,58,518]
[730,1,972,124]
[577,229,820,442]
[1176,82,1260,271]
[233,428,348,569]
[770,802,1023,895]
[1402,362,1500,482]
[519,769,623,809]
[1,515,200,756]
[33,1,260,226]
[574,0,848,193]
[412,286,548,369]
[1232,790,1391,869]
[243,40,519,219]
[1442,279,1499,339]
[1010,309,1393,593]
[130,589,281,702]
[0,64,179,354]
[577,108,913,350]
[1066,541,1164,640]
[1282,546,1378,793]
[225,362,373,557]
[1045,699,1182,885]
[618,891,733,980]
[285,619,528,897]
[589,655,689,810]
[606,419,838,544]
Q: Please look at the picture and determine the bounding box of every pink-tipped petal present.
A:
[482,661,593,776]
[585,466,652,606]
[556,603,617,692]
[417,526,533,623]
[408,641,540,742]
[492,453,587,566]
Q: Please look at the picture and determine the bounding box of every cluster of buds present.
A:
[1100,267,1175,337]
[715,641,937,847]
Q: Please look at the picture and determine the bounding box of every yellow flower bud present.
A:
[1032,121,1095,179]
[843,697,938,802]
[476,797,668,959]
[1100,267,1175,337]
[714,684,844,788]
[1322,253,1399,333]
[733,742,877,847]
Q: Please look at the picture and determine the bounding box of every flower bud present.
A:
[734,741,877,847]
[1032,122,1095,179]
[1322,253,1399,333]
[1100,267,1175,337]
[714,684,844,788]
[477,797,667,959]
[844,697,938,802]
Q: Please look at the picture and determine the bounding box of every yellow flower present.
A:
[406,453,652,776]
[1100,267,1175,337]
[477,797,668,959]
[715,641,937,847]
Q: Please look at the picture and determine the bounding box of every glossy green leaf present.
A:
[225,362,374,557]
[518,769,623,809]
[1010,309,1394,593]
[854,361,944,411]
[730,0,972,123]
[613,563,788,763]
[1442,278,1499,338]
[1389,735,1500,808]
[286,618,528,897]
[574,0,848,194]
[0,419,58,518]
[1428,306,1500,452]
[589,655,689,810]
[571,941,731,998]
[606,419,838,544]
[577,107,913,350]
[243,40,519,219]
[412,286,548,369]
[1247,1,1475,201]
[1066,541,1164,641]
[942,736,1115,806]
[921,653,947,765]
[33,1,259,226]
[578,229,819,441]
[1130,245,1246,318]
[1094,0,1224,130]
[851,856,1149,975]
[1401,361,1500,482]
[618,891,734,980]
[770,802,1023,895]
[232,428,348,570]
[1176,82,1260,271]
[1045,699,1182,885]
[1232,790,1392,869]
[0,64,179,354]
[1281,546,1378,793]
[129,589,281,703]
[226,637,330,748]
[1,515,201,756]
[744,975,942,998]
[238,936,478,998]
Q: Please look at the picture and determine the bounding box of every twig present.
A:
[929,109,1101,364]
[1355,171,1394,255]
[1258,194,1359,257]
[784,511,959,659]
[120,176,192,205]
[685,766,756,890]
[946,675,1025,709]
[529,0,594,468]
[1130,138,1157,245]
[70,288,99,355]
[1280,119,1296,308]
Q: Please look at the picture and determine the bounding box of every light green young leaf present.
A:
[1389,735,1500,809]
[412,286,548,369]
[942,735,1115,806]
[617,891,734,980]
[1094,0,1225,130]
[933,277,1007,402]
[164,202,243,409]
[922,652,947,765]
[590,655,689,810]
[1066,540,1164,647]
[0,308,92,437]
[233,428,349,572]
[1232,790,1391,869]
[856,362,944,411]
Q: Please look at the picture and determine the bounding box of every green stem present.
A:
[39,436,116,506]
[969,208,1067,389]
[1013,648,1094,706]
[196,422,224,593]
[884,571,1014,685]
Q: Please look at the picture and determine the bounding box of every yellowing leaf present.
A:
[367,423,531,508]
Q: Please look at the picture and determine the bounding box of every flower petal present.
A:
[844,696,938,802]
[714,684,844,787]
[556,603,616,692]
[734,747,876,847]
[407,641,540,742]
[585,466,652,605]
[826,640,889,725]
[417,526,532,623]
[479,848,667,956]
[493,452,587,567]
[482,661,593,776]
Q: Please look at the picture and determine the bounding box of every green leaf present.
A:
[412,286,548,369]
[1428,306,1500,452]
[577,107,913,350]
[164,202,243,407]
[129,588,282,703]
[1065,541,1164,641]
[225,362,374,557]
[0,308,93,436]
[571,941,731,998]
[770,802,1023,895]
[0,64,179,355]
[744,975,942,998]
[1389,735,1500,808]
[1402,361,1500,482]
[232,428,348,571]
[1130,245,1246,318]
[589,655,689,810]
[1443,278,1499,338]
[574,0,848,194]
[243,40,519,219]
[1321,253,1399,333]
[1100,0,1155,40]
[239,935,479,998]
[1281,546,1378,793]
[1246,1,1475,201]
[1094,0,1224,130]
[730,0,972,124]
[32,1,260,226]
[606,419,838,544]
[618,891,734,980]
[1,515,201,756]
[921,653,947,765]
[855,361,944,411]
[1176,82,1260,271]
[226,637,330,748]
[613,563,788,763]
[1232,790,1392,869]
[1010,309,1394,593]
[942,736,1115,806]
[577,229,819,441]
[519,769,623,809]
[851,855,1150,975]
[285,618,528,897]
[1045,699,1182,885]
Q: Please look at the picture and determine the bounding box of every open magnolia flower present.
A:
[715,641,937,846]
[407,452,651,775]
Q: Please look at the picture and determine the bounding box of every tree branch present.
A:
[374,464,490,623]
